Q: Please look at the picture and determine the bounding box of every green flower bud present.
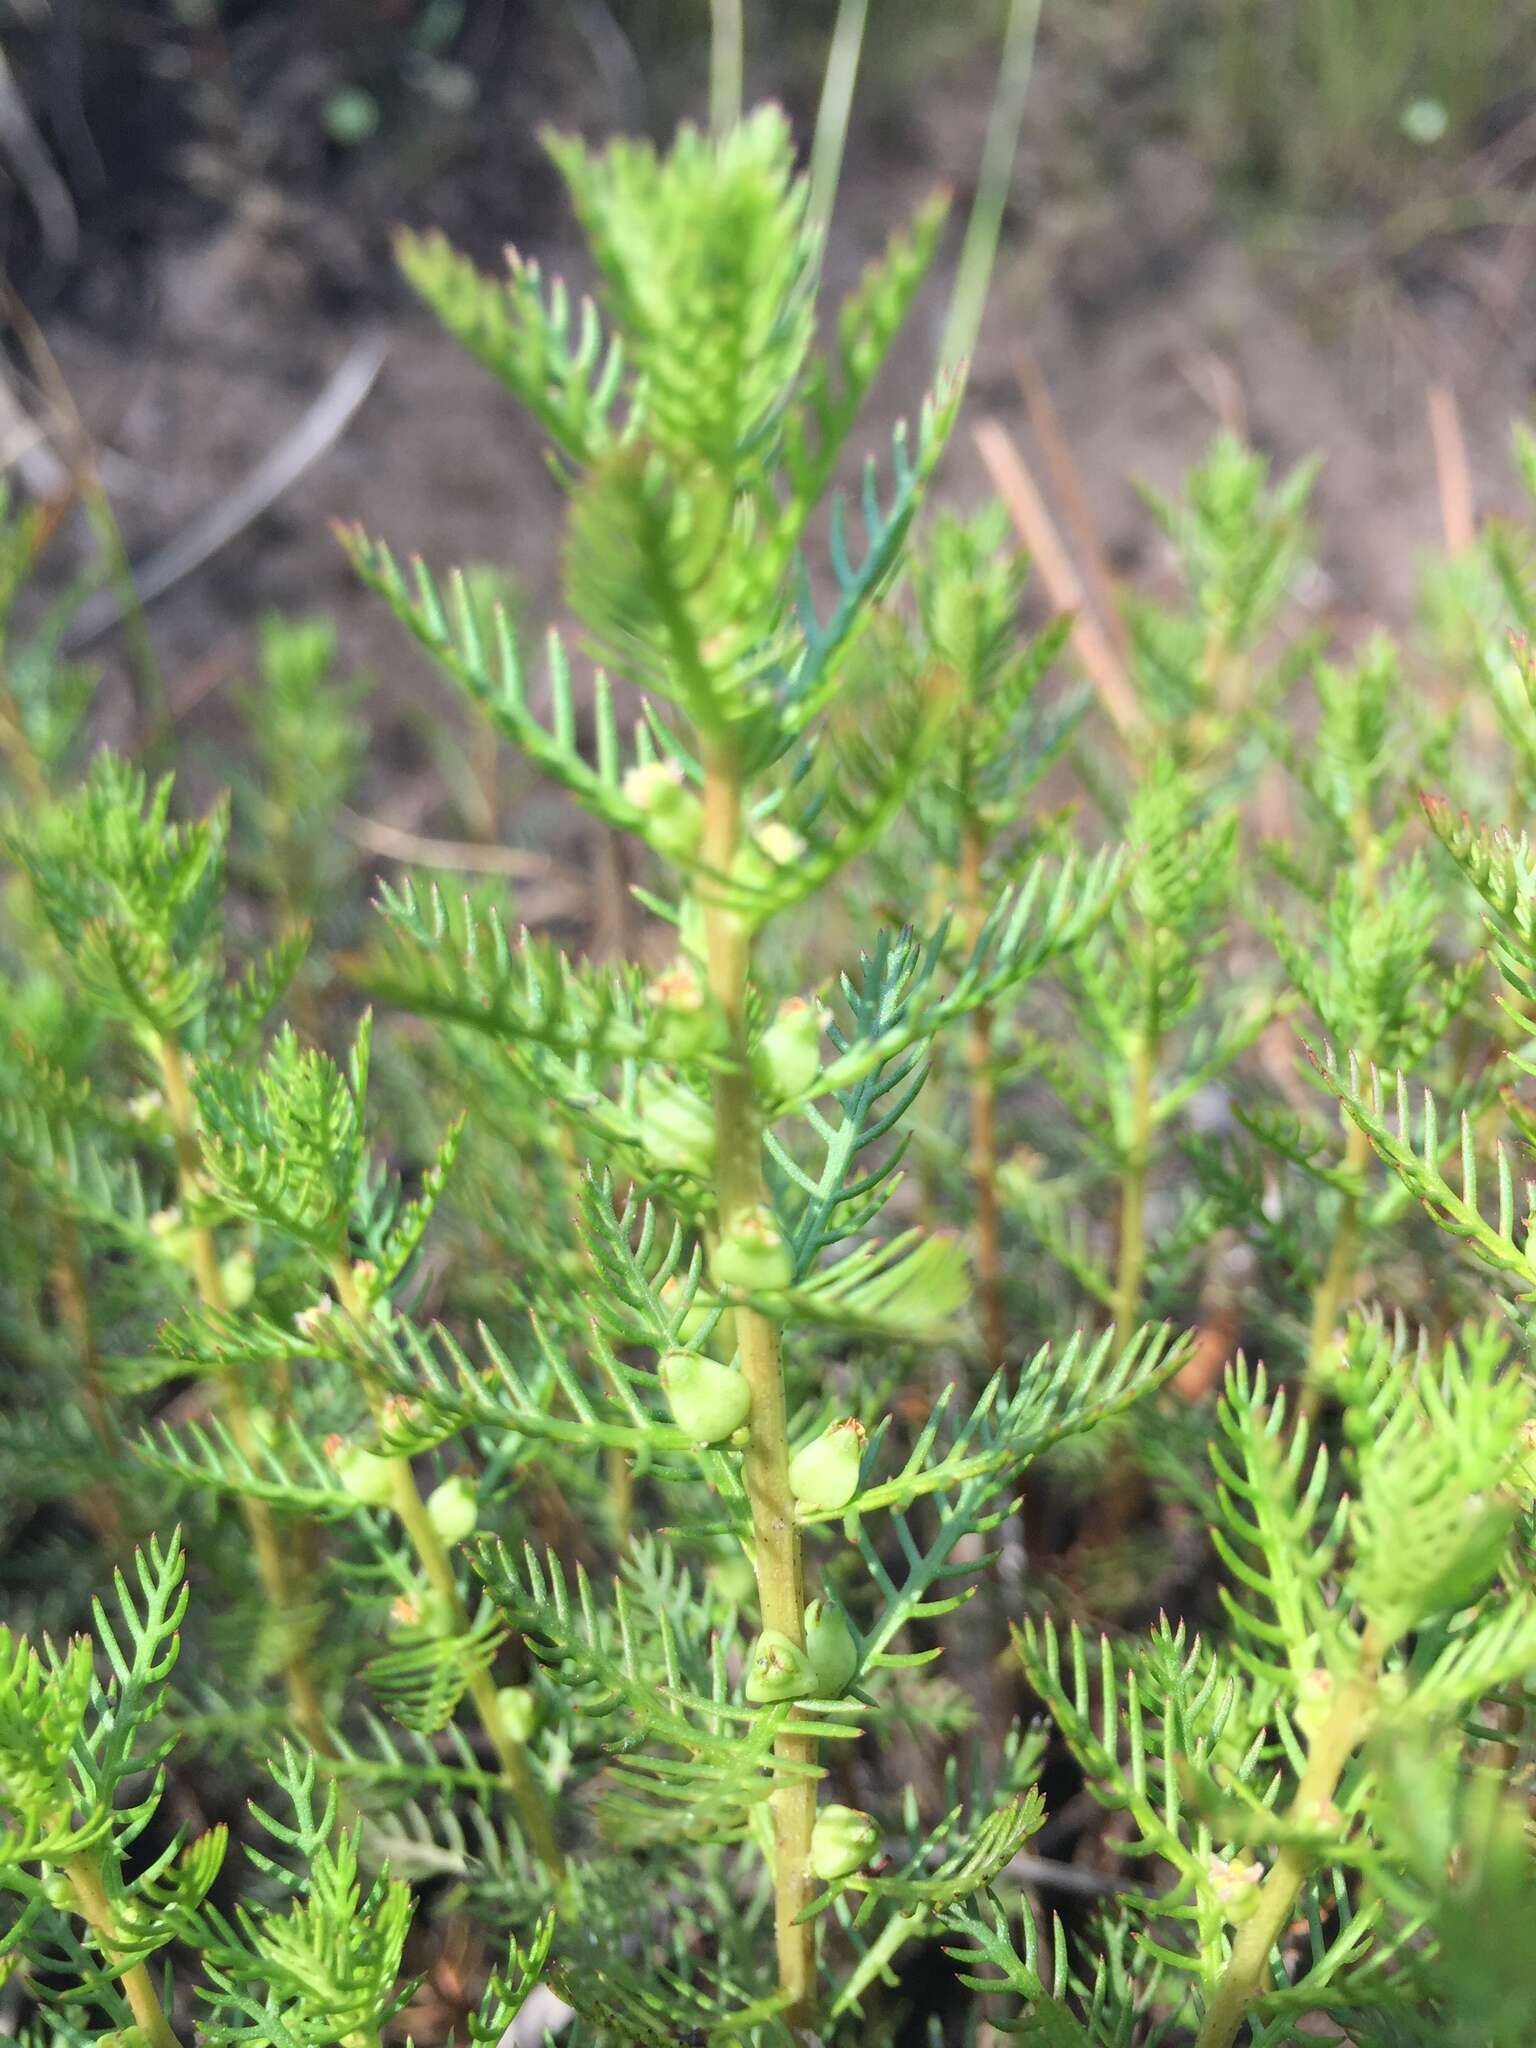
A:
[646,962,727,1059]
[745,1628,816,1703]
[495,1684,538,1745]
[218,1249,256,1309]
[753,997,826,1104]
[660,1349,751,1443]
[327,1436,395,1507]
[622,761,704,861]
[803,1597,858,1696]
[427,1473,479,1544]
[712,1205,793,1294]
[732,820,806,900]
[809,1803,879,1881]
[788,1418,866,1513]
[636,1072,714,1177]
[149,1207,197,1270]
[1206,1854,1264,1926]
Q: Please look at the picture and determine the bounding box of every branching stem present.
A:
[1194,1631,1383,2048]
[155,1033,330,1753]
[701,748,817,2034]
[328,1260,566,1883]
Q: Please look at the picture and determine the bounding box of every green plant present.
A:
[6,26,1536,2048]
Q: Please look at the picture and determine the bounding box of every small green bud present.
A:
[327,1436,395,1507]
[218,1249,256,1309]
[712,1205,793,1294]
[660,1349,752,1443]
[803,1597,858,1696]
[745,1629,816,1703]
[752,997,826,1104]
[646,962,726,1059]
[1206,1854,1264,1925]
[495,1684,538,1745]
[732,820,806,900]
[809,1803,879,1881]
[149,1207,197,1269]
[622,761,704,860]
[636,1072,715,1177]
[789,1418,866,1512]
[427,1473,479,1544]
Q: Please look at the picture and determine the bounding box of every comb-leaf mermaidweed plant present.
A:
[5,76,1536,2048]
[344,106,1166,2032]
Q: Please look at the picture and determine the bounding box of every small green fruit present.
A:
[732,820,806,900]
[636,1072,715,1177]
[789,1418,866,1512]
[753,996,825,1103]
[496,1684,538,1744]
[1206,1854,1264,1926]
[218,1249,256,1309]
[328,1438,395,1507]
[712,1205,793,1293]
[803,1597,858,1696]
[647,962,726,1059]
[660,1350,752,1443]
[427,1473,479,1544]
[809,1803,879,1881]
[745,1629,816,1703]
[623,761,704,861]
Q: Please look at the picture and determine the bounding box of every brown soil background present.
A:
[10,3,1536,840]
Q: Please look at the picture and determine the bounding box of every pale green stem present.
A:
[709,0,744,138]
[1193,1632,1383,2048]
[63,1852,183,2048]
[700,748,817,2035]
[939,0,1044,371]
[807,0,870,237]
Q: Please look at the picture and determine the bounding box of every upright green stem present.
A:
[63,1851,183,2048]
[1301,1117,1371,1420]
[155,1035,330,1753]
[700,749,817,2034]
[938,0,1043,371]
[708,0,744,138]
[1193,1632,1383,2048]
[51,1216,126,1550]
[328,1261,566,1883]
[1112,1031,1156,1353]
[960,820,1005,1377]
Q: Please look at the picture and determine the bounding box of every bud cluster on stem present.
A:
[698,745,818,2033]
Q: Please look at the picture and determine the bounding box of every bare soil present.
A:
[13,6,1536,824]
